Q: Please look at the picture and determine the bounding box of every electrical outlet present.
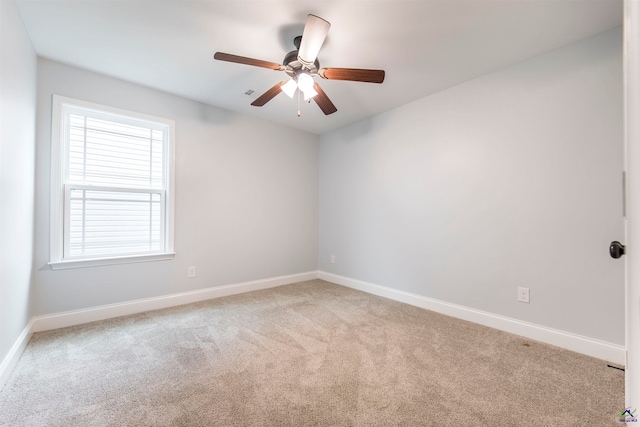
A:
[188,266,196,278]
[518,287,530,303]
[330,255,335,264]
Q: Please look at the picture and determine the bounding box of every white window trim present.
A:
[49,95,176,270]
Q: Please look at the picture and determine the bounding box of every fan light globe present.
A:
[281,79,297,98]
[297,73,314,91]
[303,87,318,101]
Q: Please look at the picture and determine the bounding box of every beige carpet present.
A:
[0,279,624,426]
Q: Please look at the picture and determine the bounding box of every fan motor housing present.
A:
[283,36,320,79]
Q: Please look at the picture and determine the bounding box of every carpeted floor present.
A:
[0,279,624,426]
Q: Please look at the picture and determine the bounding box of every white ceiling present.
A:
[16,0,622,135]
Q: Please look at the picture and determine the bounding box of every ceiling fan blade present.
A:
[319,68,385,84]
[251,81,287,107]
[312,83,337,115]
[297,15,331,66]
[214,52,283,70]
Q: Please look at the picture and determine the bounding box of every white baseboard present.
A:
[319,271,625,365]
[1,269,625,393]
[31,271,318,333]
[0,320,34,392]
[1,271,315,391]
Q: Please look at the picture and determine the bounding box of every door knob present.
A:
[610,241,626,259]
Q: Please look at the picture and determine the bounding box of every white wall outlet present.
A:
[330,255,336,264]
[518,287,530,303]
[188,266,196,278]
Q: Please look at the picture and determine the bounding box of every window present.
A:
[50,95,175,269]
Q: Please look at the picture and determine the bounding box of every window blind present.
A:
[63,109,168,259]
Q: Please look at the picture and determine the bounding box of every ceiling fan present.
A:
[214,14,385,116]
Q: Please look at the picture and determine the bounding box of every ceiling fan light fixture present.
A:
[214,12,383,117]
[281,79,297,98]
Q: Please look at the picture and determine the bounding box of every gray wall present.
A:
[318,28,624,345]
[33,59,319,316]
[0,1,37,362]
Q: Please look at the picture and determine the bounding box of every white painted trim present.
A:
[3,269,623,394]
[49,252,176,270]
[0,320,34,392]
[165,116,176,256]
[319,271,625,364]
[625,0,640,408]
[31,271,318,332]
[1,271,317,390]
[50,94,64,263]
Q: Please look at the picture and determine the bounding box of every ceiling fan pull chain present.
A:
[297,89,301,117]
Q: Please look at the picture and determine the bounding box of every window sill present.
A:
[48,252,176,270]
